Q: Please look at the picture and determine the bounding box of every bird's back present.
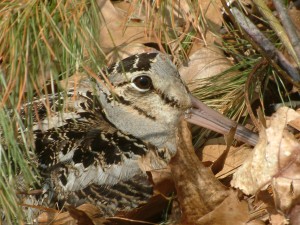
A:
[20,76,154,216]
[18,52,191,218]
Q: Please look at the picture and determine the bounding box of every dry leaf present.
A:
[288,117,300,131]
[114,194,169,223]
[289,6,300,35]
[197,190,263,225]
[97,0,192,56]
[179,46,237,91]
[200,0,224,43]
[289,204,300,225]
[269,213,289,225]
[201,137,252,178]
[37,198,169,225]
[38,204,107,225]
[170,119,228,224]
[210,126,236,175]
[97,0,151,54]
[148,168,174,196]
[231,107,300,213]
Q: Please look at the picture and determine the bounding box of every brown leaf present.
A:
[269,213,289,225]
[197,190,263,225]
[201,137,252,178]
[288,117,300,131]
[66,205,100,225]
[147,168,174,196]
[38,204,107,225]
[170,119,228,224]
[289,6,300,36]
[97,0,151,54]
[38,201,165,225]
[200,0,224,43]
[231,107,300,213]
[179,46,236,91]
[115,194,169,223]
[289,204,300,225]
[210,126,236,175]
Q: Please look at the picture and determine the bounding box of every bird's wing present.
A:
[27,88,156,215]
[21,85,149,192]
[34,117,149,191]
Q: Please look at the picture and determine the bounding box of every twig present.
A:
[244,58,267,130]
[253,0,300,68]
[231,7,300,84]
[272,0,300,64]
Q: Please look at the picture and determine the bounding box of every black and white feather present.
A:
[20,52,192,216]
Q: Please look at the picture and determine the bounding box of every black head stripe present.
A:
[107,52,158,74]
[100,52,181,109]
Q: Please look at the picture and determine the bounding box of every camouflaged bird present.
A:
[20,52,258,217]
[19,52,192,216]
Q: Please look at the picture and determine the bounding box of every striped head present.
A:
[97,52,192,156]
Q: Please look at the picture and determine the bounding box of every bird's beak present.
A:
[185,96,258,146]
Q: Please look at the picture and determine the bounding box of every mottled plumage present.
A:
[21,52,192,216]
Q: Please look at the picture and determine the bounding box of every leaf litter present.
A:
[8,0,300,224]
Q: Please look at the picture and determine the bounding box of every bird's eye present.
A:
[131,76,153,92]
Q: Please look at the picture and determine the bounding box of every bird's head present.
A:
[97,52,258,157]
[97,52,191,155]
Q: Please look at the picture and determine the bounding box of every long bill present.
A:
[185,96,259,146]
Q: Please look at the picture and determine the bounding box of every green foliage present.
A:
[0,0,104,222]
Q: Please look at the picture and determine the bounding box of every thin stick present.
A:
[231,7,300,84]
[253,0,300,68]
[244,58,267,130]
[272,0,300,63]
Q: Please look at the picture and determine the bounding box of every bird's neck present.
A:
[97,89,179,158]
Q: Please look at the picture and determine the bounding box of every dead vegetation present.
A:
[1,0,300,224]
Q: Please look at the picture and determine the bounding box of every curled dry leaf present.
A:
[179,46,236,91]
[231,107,300,213]
[97,0,151,54]
[201,137,252,178]
[170,119,229,224]
[98,0,197,57]
[288,114,300,131]
[114,194,169,224]
[269,213,289,225]
[197,190,264,225]
[289,204,300,225]
[38,204,107,225]
[210,126,236,175]
[37,196,169,225]
[199,0,224,44]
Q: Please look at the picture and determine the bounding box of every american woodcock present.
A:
[20,52,258,217]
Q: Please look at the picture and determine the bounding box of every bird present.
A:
[18,51,258,218]
[18,52,193,217]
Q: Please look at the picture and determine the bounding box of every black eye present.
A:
[131,76,152,92]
